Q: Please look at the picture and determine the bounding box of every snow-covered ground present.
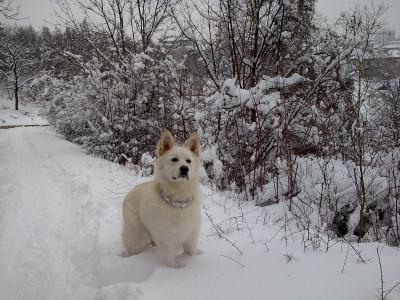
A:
[0,107,399,300]
[0,97,48,127]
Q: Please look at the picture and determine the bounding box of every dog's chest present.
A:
[142,199,200,239]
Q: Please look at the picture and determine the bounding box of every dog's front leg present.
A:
[183,227,203,256]
[160,245,185,268]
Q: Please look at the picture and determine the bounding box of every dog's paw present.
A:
[184,248,203,256]
[119,248,129,257]
[193,249,203,255]
[165,259,186,268]
[173,260,186,268]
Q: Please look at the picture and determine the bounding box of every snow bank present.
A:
[0,97,48,127]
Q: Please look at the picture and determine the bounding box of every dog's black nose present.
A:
[180,166,189,175]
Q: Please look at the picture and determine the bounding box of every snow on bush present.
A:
[32,46,198,165]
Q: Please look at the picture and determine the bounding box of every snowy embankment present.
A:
[0,98,48,127]
[0,110,399,300]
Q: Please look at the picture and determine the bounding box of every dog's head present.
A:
[155,130,200,184]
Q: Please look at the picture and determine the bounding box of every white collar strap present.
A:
[159,187,193,208]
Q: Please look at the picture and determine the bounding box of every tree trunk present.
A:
[14,68,19,111]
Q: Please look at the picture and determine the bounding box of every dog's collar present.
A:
[159,187,193,208]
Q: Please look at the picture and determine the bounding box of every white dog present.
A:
[122,130,202,268]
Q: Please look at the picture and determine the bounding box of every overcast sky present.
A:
[7,0,400,36]
[316,0,400,34]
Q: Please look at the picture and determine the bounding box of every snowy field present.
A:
[0,102,400,300]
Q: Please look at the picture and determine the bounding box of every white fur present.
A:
[122,131,202,268]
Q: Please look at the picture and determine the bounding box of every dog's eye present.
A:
[171,158,178,162]
[186,159,191,164]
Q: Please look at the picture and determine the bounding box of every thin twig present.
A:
[104,186,129,195]
[240,206,255,243]
[377,247,385,300]
[205,210,243,255]
[220,254,245,268]
[342,238,366,263]
[284,253,297,263]
[341,245,350,273]
[269,222,289,242]
[385,282,400,298]
[377,247,400,299]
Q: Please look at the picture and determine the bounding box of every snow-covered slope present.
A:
[0,97,48,127]
[0,126,399,300]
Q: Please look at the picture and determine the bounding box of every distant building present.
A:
[359,57,400,81]
[382,42,400,58]
[374,30,396,45]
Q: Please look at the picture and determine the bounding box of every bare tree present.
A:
[372,80,400,149]
[337,4,386,240]
[0,26,39,110]
[55,0,176,55]
[0,0,19,20]
[132,0,175,51]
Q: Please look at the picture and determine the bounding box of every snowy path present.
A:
[0,128,102,299]
[0,127,399,300]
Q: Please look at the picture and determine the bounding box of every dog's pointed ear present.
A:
[156,130,176,157]
[183,133,200,156]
